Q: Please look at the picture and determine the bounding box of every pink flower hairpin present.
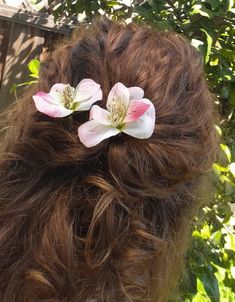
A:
[78,82,155,147]
[33,79,102,117]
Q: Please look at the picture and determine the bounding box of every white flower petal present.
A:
[49,83,68,105]
[128,87,144,101]
[89,105,111,125]
[107,82,130,111]
[78,120,120,147]
[75,88,102,111]
[74,79,102,104]
[122,98,155,139]
[33,93,73,117]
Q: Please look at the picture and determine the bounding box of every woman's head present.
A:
[0,19,217,302]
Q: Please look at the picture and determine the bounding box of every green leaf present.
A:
[105,1,120,7]
[213,264,226,282]
[213,163,229,173]
[191,4,212,18]
[224,233,235,252]
[220,143,231,162]
[227,0,234,11]
[201,29,213,64]
[220,175,235,186]
[210,57,219,66]
[18,80,38,86]
[196,266,220,302]
[28,59,40,77]
[194,278,210,301]
[29,73,39,79]
[200,223,211,239]
[210,231,222,246]
[134,5,154,20]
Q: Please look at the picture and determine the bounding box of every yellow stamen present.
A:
[62,85,75,109]
[109,98,128,128]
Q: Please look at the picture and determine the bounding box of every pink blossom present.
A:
[33,79,102,117]
[78,82,155,147]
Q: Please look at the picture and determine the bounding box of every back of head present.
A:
[0,19,217,302]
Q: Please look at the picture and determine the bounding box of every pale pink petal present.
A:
[74,88,102,111]
[124,100,150,123]
[78,120,120,147]
[89,105,111,125]
[122,99,155,139]
[33,94,73,117]
[74,79,102,104]
[50,83,67,93]
[35,92,55,104]
[128,87,144,101]
[50,83,68,105]
[107,82,129,111]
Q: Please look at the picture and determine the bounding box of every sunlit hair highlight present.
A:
[0,19,217,302]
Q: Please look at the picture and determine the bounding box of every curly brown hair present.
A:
[0,19,217,302]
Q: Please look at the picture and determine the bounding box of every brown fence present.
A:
[0,3,72,109]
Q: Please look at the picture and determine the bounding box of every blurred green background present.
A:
[12,0,235,301]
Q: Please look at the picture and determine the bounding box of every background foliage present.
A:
[29,1,235,301]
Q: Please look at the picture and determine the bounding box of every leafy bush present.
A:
[31,1,235,300]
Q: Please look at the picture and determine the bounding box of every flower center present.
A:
[62,85,75,109]
[108,98,128,128]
